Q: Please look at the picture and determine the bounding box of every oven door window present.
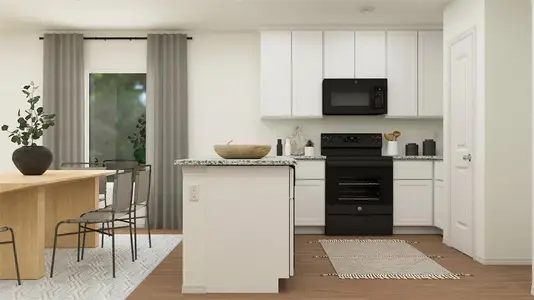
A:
[337,176,380,201]
[330,92,370,107]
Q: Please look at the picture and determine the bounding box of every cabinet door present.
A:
[260,31,292,118]
[355,31,386,78]
[295,180,325,226]
[289,167,295,276]
[386,31,418,117]
[418,31,444,117]
[292,31,323,117]
[393,180,433,226]
[434,179,445,230]
[324,31,355,78]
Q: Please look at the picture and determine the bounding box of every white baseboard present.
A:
[393,226,443,235]
[295,226,325,235]
[474,256,531,265]
[182,285,207,294]
[531,285,534,295]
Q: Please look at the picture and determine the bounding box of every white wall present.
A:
[484,0,532,264]
[445,0,532,264]
[187,32,443,158]
[0,31,43,171]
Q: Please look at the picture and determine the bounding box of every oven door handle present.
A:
[326,160,392,168]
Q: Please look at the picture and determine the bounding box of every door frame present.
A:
[445,27,478,258]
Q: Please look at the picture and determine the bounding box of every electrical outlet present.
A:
[189,185,199,202]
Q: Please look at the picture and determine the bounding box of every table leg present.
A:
[44,177,100,248]
[0,187,45,279]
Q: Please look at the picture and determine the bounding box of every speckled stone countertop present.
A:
[174,156,298,166]
[288,155,326,160]
[392,156,443,161]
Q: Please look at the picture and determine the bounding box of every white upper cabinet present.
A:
[323,31,355,78]
[386,31,418,117]
[418,31,444,117]
[260,31,292,118]
[292,31,323,117]
[355,31,387,78]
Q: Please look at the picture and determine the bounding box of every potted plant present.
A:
[1,82,56,175]
[304,140,315,157]
[127,113,146,164]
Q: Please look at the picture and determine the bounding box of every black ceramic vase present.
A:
[12,146,53,175]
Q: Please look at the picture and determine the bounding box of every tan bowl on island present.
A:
[214,143,271,159]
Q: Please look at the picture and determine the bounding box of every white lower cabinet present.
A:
[295,180,325,226]
[393,180,433,226]
[433,180,445,230]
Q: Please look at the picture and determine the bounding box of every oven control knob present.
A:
[357,206,362,211]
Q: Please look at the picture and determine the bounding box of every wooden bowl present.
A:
[213,144,271,159]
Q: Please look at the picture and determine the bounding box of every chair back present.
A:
[135,165,152,205]
[61,162,107,195]
[112,169,135,213]
[103,160,139,171]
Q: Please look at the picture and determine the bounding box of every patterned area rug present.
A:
[319,239,461,280]
[0,234,182,299]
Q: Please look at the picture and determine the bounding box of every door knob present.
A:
[462,154,472,161]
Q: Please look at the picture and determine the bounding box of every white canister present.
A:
[386,141,399,156]
[304,147,315,157]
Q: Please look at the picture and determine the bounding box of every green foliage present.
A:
[305,140,314,147]
[89,73,146,162]
[127,113,146,151]
[1,82,56,146]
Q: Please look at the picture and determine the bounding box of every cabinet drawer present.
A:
[296,161,325,180]
[434,161,444,181]
[394,161,433,180]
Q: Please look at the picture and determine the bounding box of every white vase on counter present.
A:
[304,146,315,157]
[386,141,399,156]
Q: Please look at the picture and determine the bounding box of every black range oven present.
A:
[322,133,393,236]
[322,78,387,115]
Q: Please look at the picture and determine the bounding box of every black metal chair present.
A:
[61,162,110,248]
[49,169,136,278]
[0,226,21,285]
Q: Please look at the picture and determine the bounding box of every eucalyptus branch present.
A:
[1,81,56,146]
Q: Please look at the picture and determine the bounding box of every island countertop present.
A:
[175,156,298,166]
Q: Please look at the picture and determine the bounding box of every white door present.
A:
[291,31,323,117]
[260,31,292,118]
[354,31,386,78]
[386,31,418,117]
[295,180,325,226]
[418,31,444,117]
[323,31,355,78]
[393,180,433,226]
[449,33,475,257]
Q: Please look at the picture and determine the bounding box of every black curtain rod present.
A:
[38,36,192,40]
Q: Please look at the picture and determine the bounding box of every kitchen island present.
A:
[175,157,297,294]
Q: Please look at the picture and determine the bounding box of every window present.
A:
[88,73,146,163]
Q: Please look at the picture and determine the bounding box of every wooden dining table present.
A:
[0,170,115,280]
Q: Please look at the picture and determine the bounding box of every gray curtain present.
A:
[146,34,188,229]
[42,33,85,169]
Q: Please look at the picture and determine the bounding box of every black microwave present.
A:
[322,79,387,115]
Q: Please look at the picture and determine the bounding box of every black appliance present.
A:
[405,143,419,156]
[422,139,436,156]
[322,133,393,236]
[322,79,387,115]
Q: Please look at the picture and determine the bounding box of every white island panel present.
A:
[179,161,295,294]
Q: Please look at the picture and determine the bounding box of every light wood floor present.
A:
[128,231,532,300]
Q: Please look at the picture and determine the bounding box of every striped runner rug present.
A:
[318,238,465,280]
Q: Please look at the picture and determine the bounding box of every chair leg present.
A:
[77,224,81,262]
[8,228,21,285]
[81,223,87,260]
[146,205,152,248]
[101,222,105,248]
[133,209,138,260]
[128,213,135,263]
[50,222,62,278]
[111,221,116,278]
